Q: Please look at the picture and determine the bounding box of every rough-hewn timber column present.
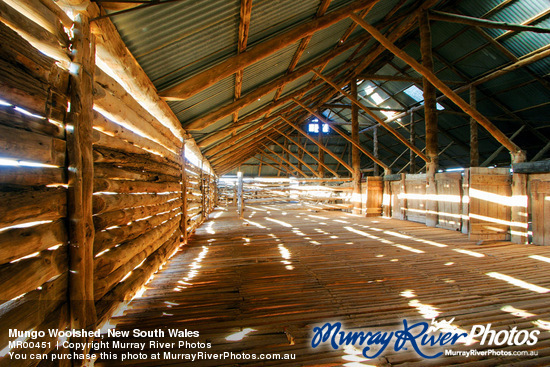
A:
[419,11,438,227]
[470,86,479,167]
[351,78,362,214]
[66,12,96,360]
[317,117,325,178]
[409,111,416,173]
[373,126,380,176]
[237,171,243,218]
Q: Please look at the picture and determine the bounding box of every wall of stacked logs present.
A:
[0,3,216,365]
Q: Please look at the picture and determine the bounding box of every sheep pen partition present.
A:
[382,167,550,245]
[0,7,217,365]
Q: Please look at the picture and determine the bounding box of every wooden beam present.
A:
[495,7,550,41]
[258,152,296,176]
[180,142,187,243]
[470,86,479,167]
[350,12,525,162]
[408,112,415,173]
[358,73,463,85]
[380,45,550,129]
[429,10,550,34]
[351,77,362,213]
[373,125,380,175]
[203,117,279,156]
[79,3,211,172]
[481,126,525,167]
[262,144,308,178]
[267,137,322,178]
[0,0,71,64]
[419,10,438,228]
[209,122,283,164]
[237,171,243,218]
[251,155,290,176]
[532,141,550,162]
[160,0,377,100]
[272,127,340,177]
[281,116,354,174]
[312,70,428,162]
[293,98,391,170]
[66,12,96,353]
[270,0,332,104]
[323,103,406,111]
[233,0,253,124]
[184,35,366,131]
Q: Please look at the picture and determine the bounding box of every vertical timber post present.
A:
[351,78,362,214]
[317,117,325,178]
[373,126,379,176]
[461,168,470,234]
[419,10,438,228]
[470,86,479,167]
[180,141,188,244]
[511,150,528,244]
[237,171,244,218]
[409,111,416,174]
[66,12,96,361]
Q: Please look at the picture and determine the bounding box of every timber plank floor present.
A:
[96,204,550,366]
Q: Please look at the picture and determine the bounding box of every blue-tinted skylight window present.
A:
[321,123,329,133]
[403,85,424,102]
[403,85,445,110]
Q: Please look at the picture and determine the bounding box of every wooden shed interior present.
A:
[0,0,550,365]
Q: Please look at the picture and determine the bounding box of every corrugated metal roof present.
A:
[248,0,319,45]
[242,43,299,94]
[113,0,239,89]
[106,0,550,174]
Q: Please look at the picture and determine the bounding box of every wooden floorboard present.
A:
[95,204,550,366]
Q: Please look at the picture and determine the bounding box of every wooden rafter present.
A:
[267,137,322,178]
[358,73,463,85]
[269,0,332,104]
[312,69,428,162]
[281,116,354,173]
[262,144,309,177]
[160,0,377,100]
[291,99,390,170]
[184,35,367,131]
[429,10,550,34]
[233,0,253,124]
[351,13,525,161]
[272,127,340,177]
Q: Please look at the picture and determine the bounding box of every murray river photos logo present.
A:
[311,319,540,359]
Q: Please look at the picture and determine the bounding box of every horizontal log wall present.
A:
[184,162,215,236]
[0,19,70,365]
[0,3,218,364]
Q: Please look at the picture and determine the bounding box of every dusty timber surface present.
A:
[96,204,550,366]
